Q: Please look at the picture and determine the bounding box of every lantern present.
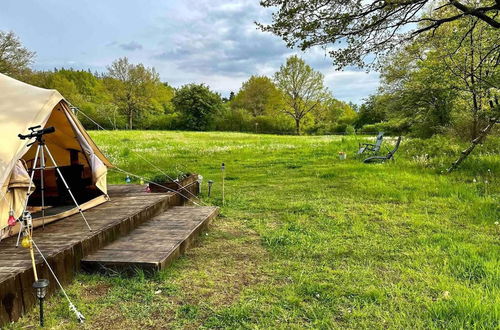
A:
[8,210,16,227]
[21,236,31,248]
[33,279,50,327]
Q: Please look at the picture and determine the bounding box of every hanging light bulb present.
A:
[8,210,16,227]
[125,175,131,184]
[21,235,31,248]
[139,178,144,185]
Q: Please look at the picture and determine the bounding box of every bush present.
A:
[360,119,410,135]
[345,125,355,135]
[254,115,295,134]
[214,108,254,132]
[214,108,295,134]
[142,113,181,130]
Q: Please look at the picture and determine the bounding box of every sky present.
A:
[0,0,380,104]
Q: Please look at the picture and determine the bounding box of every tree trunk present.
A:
[128,108,133,130]
[295,118,300,135]
[447,117,498,173]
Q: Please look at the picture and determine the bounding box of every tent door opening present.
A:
[21,104,101,218]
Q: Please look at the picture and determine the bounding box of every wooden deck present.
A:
[82,206,218,273]
[0,184,199,326]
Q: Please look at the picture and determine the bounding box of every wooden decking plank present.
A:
[0,184,187,326]
[81,206,218,272]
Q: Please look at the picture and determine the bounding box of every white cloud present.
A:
[0,0,380,103]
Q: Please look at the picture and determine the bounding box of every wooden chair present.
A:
[357,132,384,154]
[364,136,402,163]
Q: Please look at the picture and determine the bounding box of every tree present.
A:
[105,57,161,129]
[259,0,499,69]
[355,95,389,129]
[172,84,223,131]
[378,15,498,138]
[274,56,329,134]
[430,16,499,139]
[0,31,35,78]
[379,46,457,137]
[231,76,283,117]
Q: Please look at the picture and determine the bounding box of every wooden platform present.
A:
[0,183,201,326]
[82,206,218,273]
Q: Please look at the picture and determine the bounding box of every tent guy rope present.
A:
[110,167,204,207]
[71,105,208,206]
[72,106,204,203]
[31,239,86,323]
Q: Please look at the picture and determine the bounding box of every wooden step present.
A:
[81,206,218,273]
[0,185,186,326]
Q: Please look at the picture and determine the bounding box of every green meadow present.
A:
[11,131,499,329]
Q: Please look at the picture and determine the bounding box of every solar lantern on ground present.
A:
[33,278,49,327]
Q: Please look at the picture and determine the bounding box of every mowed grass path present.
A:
[11,131,499,329]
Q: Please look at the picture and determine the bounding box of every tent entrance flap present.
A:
[21,103,104,212]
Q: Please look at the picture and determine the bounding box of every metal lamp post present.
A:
[207,180,214,197]
[33,279,49,327]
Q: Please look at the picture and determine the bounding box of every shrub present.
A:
[345,125,355,135]
[214,108,254,132]
[360,119,410,135]
[142,113,181,130]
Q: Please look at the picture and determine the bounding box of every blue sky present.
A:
[0,0,379,104]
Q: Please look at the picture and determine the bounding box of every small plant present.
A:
[413,154,430,167]
[472,168,494,197]
[150,172,191,184]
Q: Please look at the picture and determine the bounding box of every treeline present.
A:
[2,26,498,139]
[0,31,359,135]
[19,59,360,135]
[25,57,359,135]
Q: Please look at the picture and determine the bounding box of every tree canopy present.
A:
[0,31,35,78]
[172,84,223,131]
[106,57,165,129]
[274,55,330,134]
[259,0,500,68]
[231,76,283,117]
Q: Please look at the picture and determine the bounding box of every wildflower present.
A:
[495,221,499,226]
[473,178,477,183]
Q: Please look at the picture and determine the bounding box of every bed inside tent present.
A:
[0,73,112,239]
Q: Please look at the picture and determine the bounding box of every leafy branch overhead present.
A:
[259,0,500,68]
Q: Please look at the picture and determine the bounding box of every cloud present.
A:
[152,0,288,76]
[324,71,380,104]
[0,0,380,103]
[119,41,143,51]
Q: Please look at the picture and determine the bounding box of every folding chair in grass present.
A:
[357,132,384,154]
[364,136,402,163]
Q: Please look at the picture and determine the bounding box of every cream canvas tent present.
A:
[0,73,112,239]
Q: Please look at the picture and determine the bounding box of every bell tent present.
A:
[0,72,112,239]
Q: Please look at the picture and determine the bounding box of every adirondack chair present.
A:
[364,136,402,163]
[357,132,384,154]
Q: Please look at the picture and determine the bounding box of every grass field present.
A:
[10,131,499,329]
